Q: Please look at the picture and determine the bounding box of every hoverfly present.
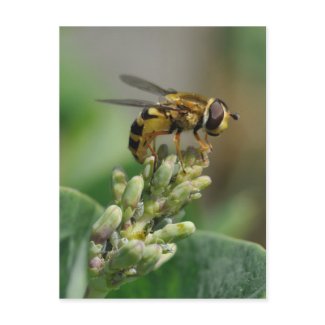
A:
[97,75,239,168]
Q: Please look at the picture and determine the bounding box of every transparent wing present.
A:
[96,99,156,108]
[96,98,188,112]
[120,74,177,96]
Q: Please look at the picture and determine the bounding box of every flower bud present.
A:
[190,192,202,200]
[91,205,122,244]
[146,222,196,244]
[112,167,128,202]
[191,176,212,191]
[167,181,193,204]
[121,176,144,222]
[124,267,137,276]
[164,154,177,165]
[143,199,160,217]
[109,231,119,250]
[108,240,144,271]
[157,144,169,161]
[151,160,174,194]
[89,241,103,258]
[137,244,162,275]
[142,156,155,181]
[88,256,105,276]
[154,244,177,270]
[183,146,198,166]
[187,165,203,179]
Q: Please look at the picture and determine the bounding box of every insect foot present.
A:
[85,145,211,298]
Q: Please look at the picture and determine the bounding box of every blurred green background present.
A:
[60,27,266,247]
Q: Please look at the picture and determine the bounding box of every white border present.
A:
[2,1,325,324]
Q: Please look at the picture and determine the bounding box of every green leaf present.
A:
[60,186,265,298]
[60,187,104,298]
[107,231,266,298]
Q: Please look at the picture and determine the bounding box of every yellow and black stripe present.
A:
[128,107,171,163]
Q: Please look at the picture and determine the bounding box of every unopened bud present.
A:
[121,176,144,222]
[124,267,137,276]
[184,146,198,166]
[88,256,105,276]
[109,231,119,250]
[154,244,177,270]
[91,205,122,244]
[187,165,203,179]
[112,167,128,202]
[157,144,169,161]
[143,199,160,217]
[142,156,155,181]
[168,181,193,204]
[146,222,196,244]
[151,160,174,194]
[164,154,177,165]
[190,192,202,200]
[137,244,162,275]
[108,240,144,271]
[89,241,103,258]
[191,176,212,191]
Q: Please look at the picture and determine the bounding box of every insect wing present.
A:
[96,99,156,108]
[97,98,188,112]
[120,74,177,96]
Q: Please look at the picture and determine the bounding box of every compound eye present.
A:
[205,100,224,130]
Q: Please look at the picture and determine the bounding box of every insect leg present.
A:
[204,132,213,151]
[193,131,211,153]
[146,142,159,167]
[173,131,185,172]
[145,130,171,169]
[193,131,211,162]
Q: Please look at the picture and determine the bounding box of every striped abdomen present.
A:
[128,107,171,163]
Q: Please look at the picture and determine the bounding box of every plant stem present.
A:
[84,285,110,299]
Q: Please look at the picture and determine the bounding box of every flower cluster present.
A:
[86,145,211,298]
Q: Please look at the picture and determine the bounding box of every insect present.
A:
[97,75,239,168]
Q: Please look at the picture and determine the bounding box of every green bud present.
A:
[187,165,203,179]
[142,156,155,181]
[190,192,202,200]
[154,244,177,270]
[122,176,144,209]
[89,241,103,258]
[112,167,128,202]
[146,222,196,244]
[175,165,203,184]
[160,243,175,254]
[164,154,177,165]
[151,160,174,194]
[133,202,144,220]
[143,199,160,217]
[157,144,169,161]
[91,205,122,244]
[137,244,162,275]
[124,267,137,276]
[88,256,105,276]
[165,154,179,177]
[123,207,134,223]
[108,240,144,271]
[168,181,193,204]
[183,146,198,166]
[191,176,212,191]
[121,176,144,222]
[109,231,119,250]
